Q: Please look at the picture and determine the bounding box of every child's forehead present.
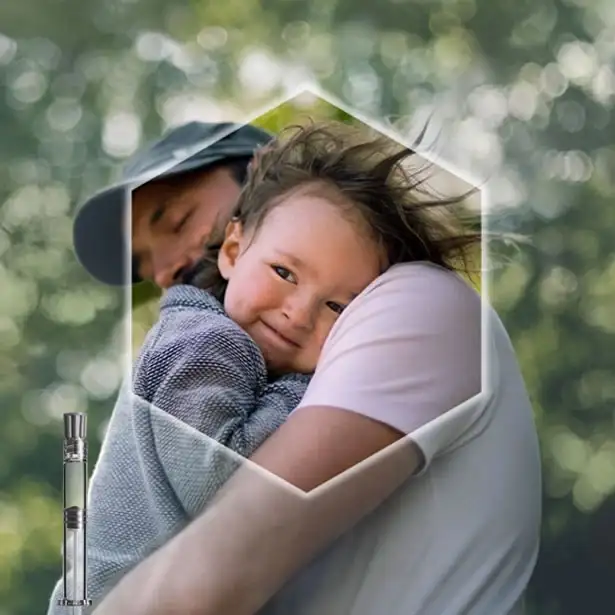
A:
[262,192,348,233]
[260,195,375,258]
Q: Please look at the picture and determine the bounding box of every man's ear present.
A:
[218,219,243,280]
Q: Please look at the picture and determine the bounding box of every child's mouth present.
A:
[260,321,301,348]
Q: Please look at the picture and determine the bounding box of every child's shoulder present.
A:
[133,286,266,399]
[143,285,260,360]
[159,284,227,317]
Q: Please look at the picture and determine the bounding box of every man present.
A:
[74,120,540,615]
[73,121,272,288]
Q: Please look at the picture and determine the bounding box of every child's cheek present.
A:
[223,280,246,324]
[247,269,274,309]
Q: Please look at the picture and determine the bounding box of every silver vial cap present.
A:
[63,413,86,440]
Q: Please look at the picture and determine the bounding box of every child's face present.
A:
[218,192,383,374]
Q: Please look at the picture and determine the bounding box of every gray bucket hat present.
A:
[72,121,273,286]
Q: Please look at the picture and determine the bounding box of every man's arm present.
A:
[92,407,420,615]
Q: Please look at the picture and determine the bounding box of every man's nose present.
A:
[152,252,193,289]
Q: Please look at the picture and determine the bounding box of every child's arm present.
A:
[134,306,310,458]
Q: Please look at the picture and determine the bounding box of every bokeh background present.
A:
[1,1,614,614]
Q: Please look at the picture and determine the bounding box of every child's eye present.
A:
[272,265,296,283]
[326,301,346,315]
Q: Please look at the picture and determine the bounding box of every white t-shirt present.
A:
[260,262,542,615]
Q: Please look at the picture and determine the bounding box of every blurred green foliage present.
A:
[1,1,614,614]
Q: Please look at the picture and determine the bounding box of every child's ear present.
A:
[217,219,243,280]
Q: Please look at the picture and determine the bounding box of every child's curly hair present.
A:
[188,120,481,301]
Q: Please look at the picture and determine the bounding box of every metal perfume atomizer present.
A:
[58,412,92,611]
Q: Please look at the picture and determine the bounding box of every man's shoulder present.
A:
[367,262,478,298]
[340,262,481,329]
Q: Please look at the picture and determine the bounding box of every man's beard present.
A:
[177,256,209,286]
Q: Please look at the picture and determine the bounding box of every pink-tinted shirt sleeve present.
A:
[295,263,482,438]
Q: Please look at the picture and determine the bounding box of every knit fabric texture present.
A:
[47,285,310,614]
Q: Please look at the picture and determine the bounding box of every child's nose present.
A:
[282,296,317,331]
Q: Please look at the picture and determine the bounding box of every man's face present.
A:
[132,166,242,288]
